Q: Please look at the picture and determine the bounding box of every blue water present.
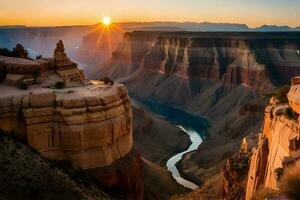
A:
[131,98,210,190]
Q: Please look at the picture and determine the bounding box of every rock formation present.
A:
[244,77,300,200]
[222,134,259,200]
[13,44,28,58]
[0,41,85,87]
[0,41,144,199]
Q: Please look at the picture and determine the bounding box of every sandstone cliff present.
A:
[0,41,144,199]
[244,77,300,200]
[101,32,300,87]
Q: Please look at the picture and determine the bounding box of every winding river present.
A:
[131,98,210,190]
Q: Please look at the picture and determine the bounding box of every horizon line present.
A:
[0,21,299,29]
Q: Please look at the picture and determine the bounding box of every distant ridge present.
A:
[254,25,300,31]
[0,25,26,29]
[0,22,300,31]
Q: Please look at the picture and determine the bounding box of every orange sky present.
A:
[0,0,299,28]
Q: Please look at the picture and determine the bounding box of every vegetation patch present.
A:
[285,107,298,120]
[17,82,28,90]
[100,77,114,85]
[251,187,279,200]
[54,81,65,89]
[266,85,290,103]
[279,163,300,200]
[0,44,28,59]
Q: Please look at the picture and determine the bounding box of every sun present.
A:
[102,17,111,26]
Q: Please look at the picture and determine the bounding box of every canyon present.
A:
[1,29,300,200]
[98,31,300,198]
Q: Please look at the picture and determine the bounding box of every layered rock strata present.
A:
[0,41,144,199]
[245,77,300,200]
[0,40,85,87]
[102,31,300,87]
[0,83,133,169]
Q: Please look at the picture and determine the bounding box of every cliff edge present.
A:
[245,77,300,200]
[0,41,144,199]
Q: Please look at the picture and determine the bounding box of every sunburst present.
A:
[102,16,111,26]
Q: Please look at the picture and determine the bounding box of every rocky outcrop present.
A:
[0,41,144,199]
[0,84,133,169]
[13,44,28,58]
[222,134,259,200]
[0,40,85,87]
[245,78,300,200]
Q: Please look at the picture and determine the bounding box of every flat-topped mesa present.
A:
[0,41,144,199]
[0,41,134,169]
[0,83,133,169]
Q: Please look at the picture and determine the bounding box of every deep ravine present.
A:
[131,98,209,189]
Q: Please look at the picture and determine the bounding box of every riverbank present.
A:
[132,105,191,199]
[132,99,210,189]
[132,105,191,165]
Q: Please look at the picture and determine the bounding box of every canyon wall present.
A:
[103,32,300,86]
[98,31,300,194]
[0,41,144,199]
[244,77,300,200]
[0,84,133,170]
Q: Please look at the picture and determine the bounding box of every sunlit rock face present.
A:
[245,80,300,200]
[0,41,133,169]
[0,40,85,87]
[105,31,300,87]
[0,84,133,169]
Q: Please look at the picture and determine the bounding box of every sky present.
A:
[0,0,299,27]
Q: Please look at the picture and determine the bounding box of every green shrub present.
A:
[266,85,290,103]
[17,82,28,90]
[0,70,6,82]
[0,48,12,57]
[100,77,114,85]
[33,70,40,79]
[251,187,279,200]
[54,81,65,89]
[280,163,300,200]
[285,107,297,119]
